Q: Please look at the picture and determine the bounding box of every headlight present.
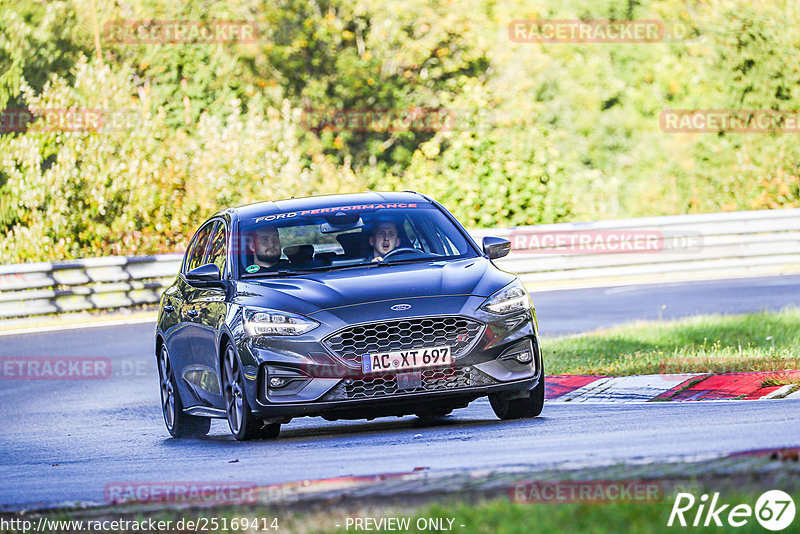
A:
[481,279,532,315]
[243,307,319,336]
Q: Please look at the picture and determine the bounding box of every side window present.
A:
[403,218,422,250]
[406,215,438,254]
[415,217,447,255]
[185,223,214,272]
[439,233,458,255]
[206,221,227,274]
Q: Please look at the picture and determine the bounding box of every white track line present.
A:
[0,316,156,337]
[551,374,703,403]
[761,384,794,399]
[784,388,800,399]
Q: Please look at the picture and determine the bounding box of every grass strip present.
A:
[542,307,800,376]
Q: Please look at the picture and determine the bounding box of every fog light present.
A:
[269,377,288,388]
[514,351,532,363]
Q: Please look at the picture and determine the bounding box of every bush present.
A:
[2,0,800,262]
[0,60,363,262]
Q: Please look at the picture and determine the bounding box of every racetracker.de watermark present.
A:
[661,109,800,133]
[104,482,258,506]
[103,20,259,44]
[509,480,664,503]
[1,357,149,380]
[265,362,463,384]
[1,357,111,380]
[301,108,455,133]
[0,108,138,133]
[508,229,703,254]
[508,19,691,43]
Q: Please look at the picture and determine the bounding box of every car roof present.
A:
[223,191,431,221]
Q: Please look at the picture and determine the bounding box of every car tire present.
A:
[222,341,280,441]
[158,344,211,438]
[489,367,545,420]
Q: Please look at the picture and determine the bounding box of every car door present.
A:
[163,222,213,407]
[182,220,229,407]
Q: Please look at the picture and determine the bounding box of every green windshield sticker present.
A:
[245,264,260,273]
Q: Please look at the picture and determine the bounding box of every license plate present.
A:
[361,346,451,374]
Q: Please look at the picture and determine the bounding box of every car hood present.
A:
[233,257,515,316]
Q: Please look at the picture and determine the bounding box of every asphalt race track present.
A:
[534,274,800,335]
[2,275,800,510]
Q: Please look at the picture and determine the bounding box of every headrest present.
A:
[283,244,314,262]
[336,233,364,256]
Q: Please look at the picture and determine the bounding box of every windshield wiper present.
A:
[241,270,306,278]
[293,263,378,273]
[241,264,376,278]
[241,258,440,278]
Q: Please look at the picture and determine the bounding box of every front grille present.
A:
[323,316,484,368]
[319,367,498,401]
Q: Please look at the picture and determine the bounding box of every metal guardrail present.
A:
[0,255,183,318]
[480,208,800,285]
[2,209,799,319]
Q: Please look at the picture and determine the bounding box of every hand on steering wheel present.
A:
[380,247,423,261]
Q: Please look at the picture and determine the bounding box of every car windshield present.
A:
[236,202,478,277]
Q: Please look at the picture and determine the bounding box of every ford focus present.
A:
[155,191,543,440]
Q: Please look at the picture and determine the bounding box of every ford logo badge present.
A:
[391,304,411,311]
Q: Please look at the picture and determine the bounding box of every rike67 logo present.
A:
[668,490,796,531]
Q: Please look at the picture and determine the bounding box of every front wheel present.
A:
[222,342,281,441]
[489,371,545,420]
[158,344,211,438]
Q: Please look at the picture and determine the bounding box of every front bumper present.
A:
[253,376,538,421]
[236,304,540,420]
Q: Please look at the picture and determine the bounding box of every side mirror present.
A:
[185,263,224,288]
[482,236,511,260]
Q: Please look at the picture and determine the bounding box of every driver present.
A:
[246,226,286,271]
[367,221,401,262]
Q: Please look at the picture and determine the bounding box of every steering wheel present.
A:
[380,247,424,261]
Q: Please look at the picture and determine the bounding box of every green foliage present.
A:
[0,0,91,108]
[1,0,800,262]
[0,60,361,261]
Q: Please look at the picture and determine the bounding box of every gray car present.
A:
[155,191,544,440]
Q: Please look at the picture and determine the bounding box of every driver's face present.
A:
[369,222,400,258]
[249,227,281,264]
